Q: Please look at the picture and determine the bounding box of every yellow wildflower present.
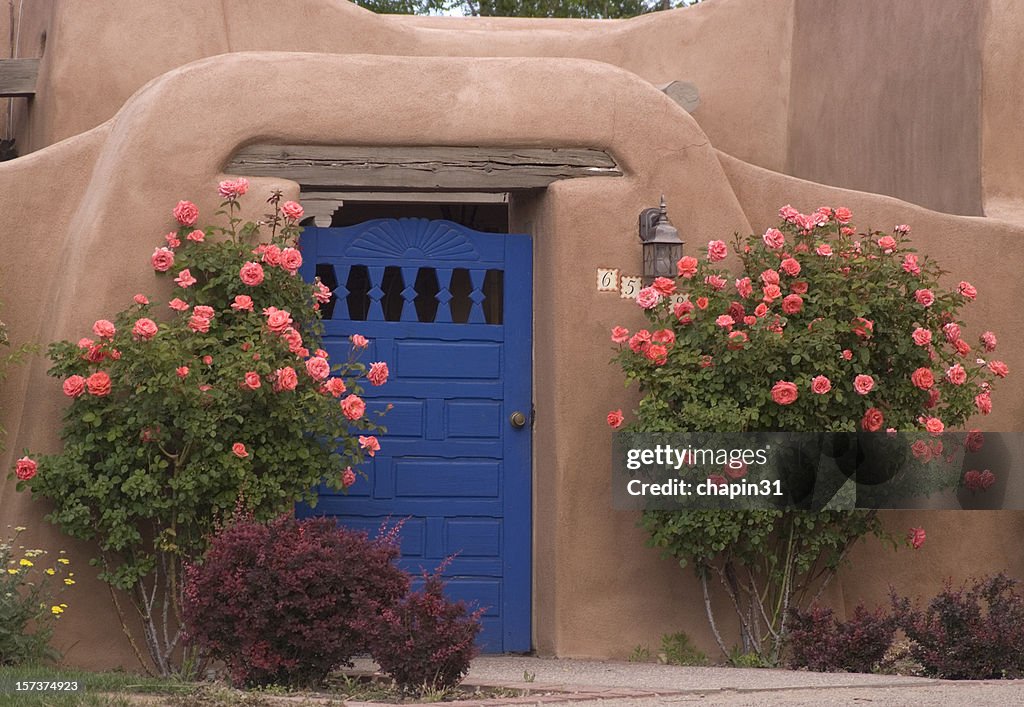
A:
[64,578,75,586]
[45,568,55,576]
[57,558,70,565]
[50,605,63,615]
[6,569,17,575]
[19,559,32,567]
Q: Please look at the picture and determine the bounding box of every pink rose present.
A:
[86,371,112,396]
[239,262,265,287]
[754,303,769,318]
[954,339,971,356]
[861,408,884,432]
[975,392,992,415]
[946,364,967,385]
[895,224,911,235]
[134,294,149,305]
[674,301,694,323]
[852,318,874,339]
[908,527,926,550]
[169,298,189,312]
[958,281,977,300]
[815,244,833,257]
[780,258,801,277]
[173,200,199,226]
[676,256,699,278]
[341,394,366,420]
[175,269,197,288]
[176,366,189,379]
[304,357,330,382]
[853,374,874,395]
[232,442,249,459]
[912,328,932,347]
[841,349,853,361]
[165,232,181,248]
[707,473,728,487]
[921,416,944,436]
[314,280,332,304]
[811,375,831,395]
[358,435,381,457]
[282,327,303,354]
[630,330,652,354]
[834,207,852,223]
[231,295,254,312]
[645,344,668,366]
[706,240,728,262]
[193,305,215,320]
[93,319,116,339]
[911,367,935,390]
[914,289,934,307]
[280,201,304,221]
[743,316,757,326]
[762,284,782,302]
[365,361,388,387]
[760,269,780,286]
[218,178,249,199]
[322,377,347,397]
[877,235,897,252]
[715,315,734,329]
[911,440,933,462]
[735,277,753,298]
[980,331,997,352]
[186,229,205,242]
[350,334,369,349]
[188,315,210,333]
[781,294,803,315]
[790,281,808,295]
[611,326,630,344]
[795,213,818,232]
[705,275,727,291]
[607,409,624,428]
[274,366,299,392]
[635,286,661,309]
[259,244,282,267]
[244,372,261,390]
[15,456,37,481]
[341,467,357,488]
[63,375,86,397]
[965,430,985,453]
[779,204,800,222]
[725,462,748,480]
[762,228,785,249]
[988,360,1009,378]
[132,318,158,340]
[727,331,748,349]
[202,355,213,365]
[771,381,798,406]
[279,247,303,274]
[943,322,961,342]
[651,277,676,296]
[902,254,921,275]
[261,306,293,334]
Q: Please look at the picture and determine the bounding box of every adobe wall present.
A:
[1,47,1022,668]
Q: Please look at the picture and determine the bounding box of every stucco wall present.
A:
[1,46,1022,667]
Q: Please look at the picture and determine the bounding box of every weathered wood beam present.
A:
[0,59,39,97]
[226,145,621,191]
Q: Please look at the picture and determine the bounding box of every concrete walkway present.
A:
[348,655,1024,706]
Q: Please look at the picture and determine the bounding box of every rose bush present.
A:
[14,184,387,675]
[611,205,1005,663]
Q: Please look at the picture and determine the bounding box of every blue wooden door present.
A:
[297,218,532,653]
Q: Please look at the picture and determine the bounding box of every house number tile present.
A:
[597,268,620,292]
[619,276,643,299]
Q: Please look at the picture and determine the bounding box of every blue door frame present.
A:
[297,218,532,653]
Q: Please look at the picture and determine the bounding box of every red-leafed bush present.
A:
[363,568,484,692]
[786,603,895,673]
[182,514,408,687]
[891,573,1024,679]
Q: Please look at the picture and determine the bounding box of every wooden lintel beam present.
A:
[226,145,621,191]
[0,59,39,97]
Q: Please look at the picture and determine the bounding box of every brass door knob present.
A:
[509,411,527,429]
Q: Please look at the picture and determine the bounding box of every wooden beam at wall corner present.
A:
[0,59,39,97]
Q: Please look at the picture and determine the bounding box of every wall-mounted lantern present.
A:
[638,196,683,281]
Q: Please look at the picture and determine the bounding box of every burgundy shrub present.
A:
[182,514,409,687]
[891,573,1024,679]
[362,568,484,692]
[786,603,894,673]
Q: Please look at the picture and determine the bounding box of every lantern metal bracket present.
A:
[638,206,663,243]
